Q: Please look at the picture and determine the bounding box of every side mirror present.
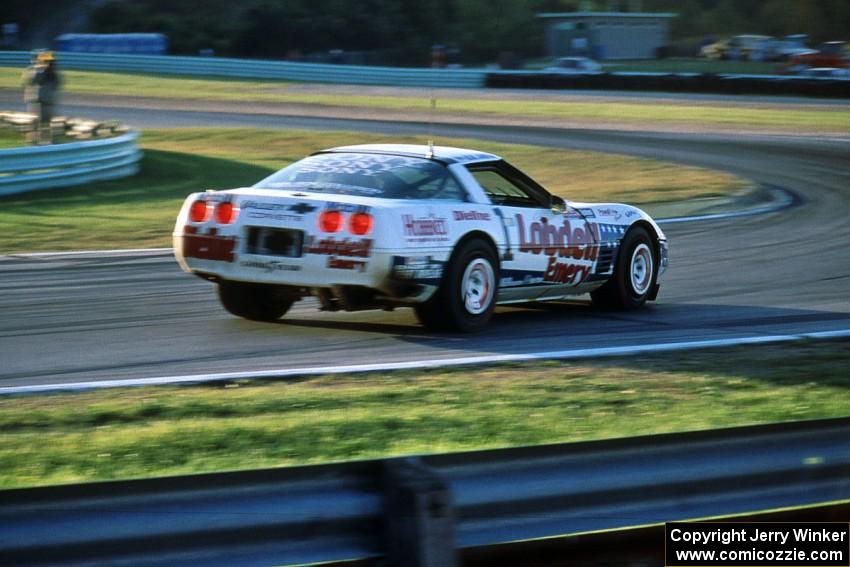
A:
[550,196,567,214]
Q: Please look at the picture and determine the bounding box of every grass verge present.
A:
[2,339,848,489]
[1,67,848,133]
[0,125,21,148]
[0,127,746,253]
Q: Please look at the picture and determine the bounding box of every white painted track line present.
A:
[3,329,849,396]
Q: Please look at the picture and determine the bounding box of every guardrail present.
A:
[0,51,485,88]
[1,417,848,566]
[0,130,141,196]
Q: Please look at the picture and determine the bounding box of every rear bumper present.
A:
[174,231,445,303]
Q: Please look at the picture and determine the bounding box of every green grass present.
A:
[0,122,115,148]
[1,67,848,133]
[2,339,848,489]
[0,127,746,253]
[0,125,21,148]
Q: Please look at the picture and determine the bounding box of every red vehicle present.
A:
[788,41,848,70]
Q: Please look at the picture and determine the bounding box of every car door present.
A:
[465,162,600,302]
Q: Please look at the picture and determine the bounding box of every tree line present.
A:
[2,0,849,64]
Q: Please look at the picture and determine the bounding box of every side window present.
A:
[467,167,548,208]
[414,174,467,202]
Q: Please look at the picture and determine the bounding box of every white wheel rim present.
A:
[461,258,495,315]
[630,243,654,295]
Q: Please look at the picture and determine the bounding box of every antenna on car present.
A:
[426,95,436,159]
[426,45,439,159]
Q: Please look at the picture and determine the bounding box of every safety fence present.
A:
[1,417,848,566]
[0,130,141,196]
[2,51,849,96]
[0,51,485,88]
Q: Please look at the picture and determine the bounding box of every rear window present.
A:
[253,152,467,201]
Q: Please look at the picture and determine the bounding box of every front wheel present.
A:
[591,226,657,310]
[218,282,295,322]
[414,238,498,332]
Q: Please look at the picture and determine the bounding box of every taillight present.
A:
[319,210,344,232]
[189,199,211,223]
[350,212,373,235]
[215,201,239,224]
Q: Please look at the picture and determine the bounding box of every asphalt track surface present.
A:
[1,95,849,389]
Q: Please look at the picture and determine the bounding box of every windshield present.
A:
[253,152,468,201]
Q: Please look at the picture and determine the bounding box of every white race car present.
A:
[174,144,668,332]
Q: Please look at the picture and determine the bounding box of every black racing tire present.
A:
[414,238,499,333]
[218,281,295,322]
[591,226,657,310]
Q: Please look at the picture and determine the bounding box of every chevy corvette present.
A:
[174,144,668,332]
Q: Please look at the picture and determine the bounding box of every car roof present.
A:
[315,144,501,165]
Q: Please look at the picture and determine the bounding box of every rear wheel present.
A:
[414,238,498,332]
[218,282,295,322]
[591,226,657,310]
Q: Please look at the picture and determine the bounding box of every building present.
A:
[538,12,676,60]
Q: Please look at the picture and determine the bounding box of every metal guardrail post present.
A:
[383,458,458,567]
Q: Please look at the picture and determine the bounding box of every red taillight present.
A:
[319,210,344,232]
[350,212,373,235]
[189,199,210,223]
[215,201,239,224]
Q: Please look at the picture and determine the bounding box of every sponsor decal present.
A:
[240,260,301,273]
[305,237,372,258]
[324,202,372,214]
[183,226,236,262]
[241,201,316,222]
[544,257,591,285]
[453,210,491,221]
[513,214,629,287]
[242,201,317,213]
[402,214,449,242]
[500,270,546,287]
[298,154,420,177]
[305,236,372,272]
[391,256,444,282]
[598,223,627,241]
[625,209,639,218]
[450,151,495,162]
[577,207,596,219]
[327,257,368,272]
[516,214,600,261]
[403,214,448,236]
[596,207,622,221]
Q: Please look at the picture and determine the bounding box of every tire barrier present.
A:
[485,71,850,98]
